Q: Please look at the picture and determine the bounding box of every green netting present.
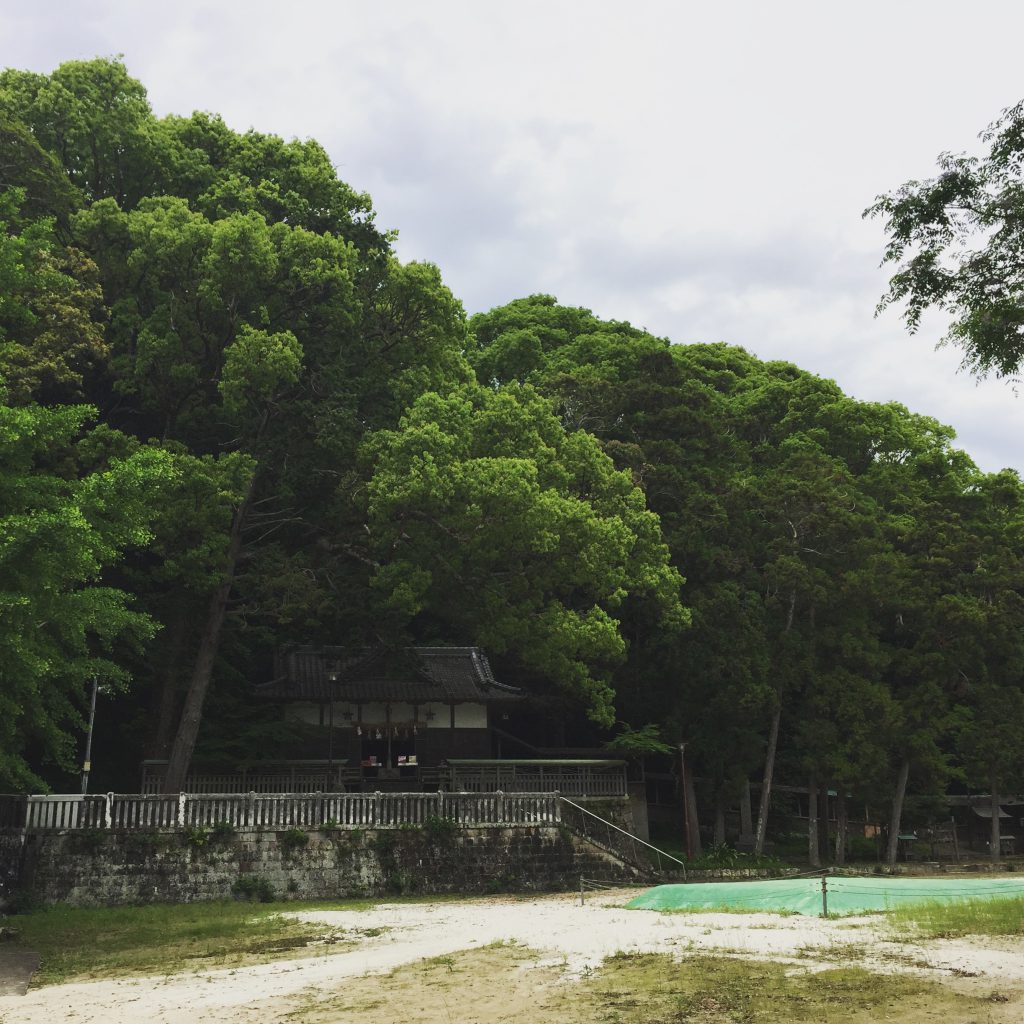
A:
[627,876,1024,916]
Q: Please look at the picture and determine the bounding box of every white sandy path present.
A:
[2,892,1023,1024]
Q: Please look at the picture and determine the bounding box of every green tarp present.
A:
[627,876,1024,916]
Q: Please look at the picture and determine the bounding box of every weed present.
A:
[319,819,340,833]
[124,831,168,858]
[182,825,210,848]
[422,814,457,842]
[279,828,310,856]
[231,875,276,903]
[372,831,397,857]
[686,842,782,871]
[210,821,236,843]
[70,828,107,855]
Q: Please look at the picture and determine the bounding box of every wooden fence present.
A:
[0,791,563,833]
[447,765,626,797]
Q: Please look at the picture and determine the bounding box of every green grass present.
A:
[5,900,355,985]
[3,892,496,986]
[887,894,1024,940]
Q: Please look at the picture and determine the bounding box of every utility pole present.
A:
[81,676,99,794]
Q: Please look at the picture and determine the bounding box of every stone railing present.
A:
[0,791,563,832]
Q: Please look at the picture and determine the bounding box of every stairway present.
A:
[559,797,687,880]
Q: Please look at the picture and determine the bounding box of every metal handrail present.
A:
[560,796,687,878]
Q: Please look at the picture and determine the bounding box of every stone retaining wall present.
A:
[6,825,637,908]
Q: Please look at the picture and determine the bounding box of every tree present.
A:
[0,392,176,789]
[362,383,687,725]
[867,100,1024,378]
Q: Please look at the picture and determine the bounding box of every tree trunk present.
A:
[713,784,726,847]
[886,758,910,866]
[807,774,821,868]
[162,477,255,793]
[819,780,832,865]
[682,751,702,858]
[990,776,1001,866]
[754,706,781,856]
[149,603,190,758]
[834,790,847,866]
[740,778,753,840]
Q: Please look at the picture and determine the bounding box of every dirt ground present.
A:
[2,890,1023,1023]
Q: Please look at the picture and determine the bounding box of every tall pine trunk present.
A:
[754,706,781,857]
[149,603,190,758]
[755,589,795,857]
[886,758,910,866]
[740,778,753,840]
[683,753,703,858]
[990,776,1001,866]
[834,790,848,866]
[162,477,255,793]
[807,775,821,867]
[713,784,727,847]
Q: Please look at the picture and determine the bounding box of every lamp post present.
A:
[80,676,98,795]
[679,741,692,860]
[326,670,337,791]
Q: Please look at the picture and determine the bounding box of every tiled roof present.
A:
[256,646,524,703]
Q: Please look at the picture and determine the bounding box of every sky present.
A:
[4,0,1024,471]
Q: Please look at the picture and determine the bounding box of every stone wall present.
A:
[8,824,638,908]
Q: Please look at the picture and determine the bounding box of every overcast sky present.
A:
[5,1,1024,471]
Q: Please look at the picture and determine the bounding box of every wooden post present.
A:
[820,874,828,918]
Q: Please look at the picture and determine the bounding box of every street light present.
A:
[80,676,99,795]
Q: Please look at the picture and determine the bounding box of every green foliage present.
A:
[421,815,458,842]
[182,826,210,848]
[686,843,781,871]
[363,382,686,724]
[231,875,276,903]
[0,393,178,790]
[69,829,107,855]
[868,101,1024,378]
[210,821,236,843]
[278,828,310,855]
[606,724,673,756]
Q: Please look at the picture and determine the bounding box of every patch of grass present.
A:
[278,943,1003,1024]
[5,900,358,986]
[655,905,801,917]
[888,894,1024,939]
[585,952,1000,1023]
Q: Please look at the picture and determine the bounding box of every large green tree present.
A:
[0,391,177,789]
[363,383,687,725]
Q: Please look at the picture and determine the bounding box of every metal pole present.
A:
[326,670,338,791]
[80,675,99,794]
[679,742,692,860]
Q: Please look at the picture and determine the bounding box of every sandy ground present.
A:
[2,890,1023,1023]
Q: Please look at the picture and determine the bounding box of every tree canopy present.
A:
[3,58,1023,862]
[867,100,1024,378]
